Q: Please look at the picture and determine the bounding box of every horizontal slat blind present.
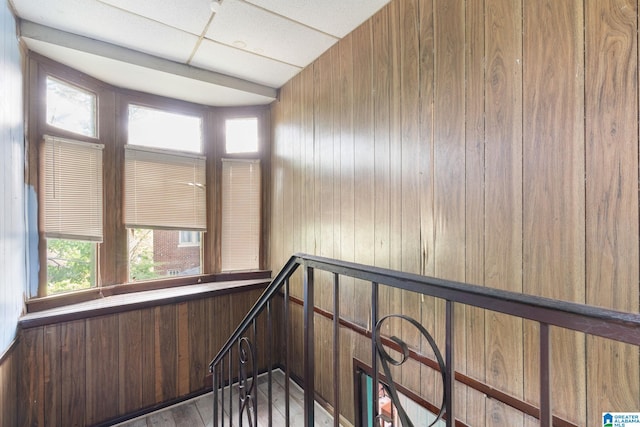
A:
[41,135,104,241]
[124,145,206,230]
[221,159,261,271]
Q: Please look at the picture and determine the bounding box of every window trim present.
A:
[27,52,271,303]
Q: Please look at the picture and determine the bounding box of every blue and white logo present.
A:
[603,412,640,427]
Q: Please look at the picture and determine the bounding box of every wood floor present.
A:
[114,370,338,427]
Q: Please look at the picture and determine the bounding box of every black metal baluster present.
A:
[371,282,379,426]
[540,323,551,427]
[220,358,225,427]
[445,300,455,427]
[213,363,219,427]
[267,300,273,427]
[303,265,315,427]
[229,349,233,427]
[284,278,291,427]
[252,318,258,425]
[333,273,340,427]
[239,338,243,427]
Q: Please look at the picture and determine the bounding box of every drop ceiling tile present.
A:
[13,0,198,62]
[191,39,301,88]
[245,0,390,38]
[24,38,275,106]
[96,0,213,36]
[205,0,338,67]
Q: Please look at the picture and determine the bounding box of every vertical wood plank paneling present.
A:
[352,20,374,365]
[398,0,423,397]
[484,0,523,425]
[433,0,467,414]
[270,84,285,280]
[44,325,61,426]
[523,1,586,425]
[291,73,303,258]
[60,321,85,427]
[19,328,44,427]
[337,31,356,421]
[85,315,119,425]
[154,305,177,403]
[585,0,639,421]
[338,34,355,324]
[417,0,438,410]
[0,342,18,427]
[208,295,231,369]
[177,302,190,396]
[119,310,142,414]
[315,50,334,314]
[188,298,207,392]
[464,0,487,423]
[140,308,156,408]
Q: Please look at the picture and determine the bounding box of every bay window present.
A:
[30,56,269,303]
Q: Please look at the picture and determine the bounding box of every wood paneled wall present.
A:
[0,343,18,427]
[270,0,640,425]
[16,288,266,426]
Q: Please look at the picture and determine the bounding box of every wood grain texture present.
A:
[268,0,640,424]
[464,0,486,424]
[119,311,143,414]
[522,1,586,425]
[16,285,266,426]
[484,0,523,425]
[60,321,85,427]
[0,340,18,427]
[19,328,44,427]
[585,0,639,422]
[86,315,119,425]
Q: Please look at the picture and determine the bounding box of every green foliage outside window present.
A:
[47,238,95,294]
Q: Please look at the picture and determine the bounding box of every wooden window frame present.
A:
[26,52,271,308]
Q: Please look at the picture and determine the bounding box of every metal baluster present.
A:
[239,338,243,427]
[213,363,219,427]
[252,318,258,425]
[267,300,273,427]
[445,301,455,427]
[333,273,340,427]
[220,358,225,427]
[229,350,233,427]
[371,282,379,426]
[284,278,291,427]
[540,323,552,427]
[303,265,315,427]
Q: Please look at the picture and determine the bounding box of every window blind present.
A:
[41,135,104,241]
[221,159,261,271]
[124,145,206,230]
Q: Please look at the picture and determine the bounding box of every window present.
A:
[225,117,258,153]
[221,159,261,271]
[125,105,205,281]
[41,135,103,294]
[46,76,97,137]
[179,231,201,246]
[31,61,268,301]
[128,104,202,153]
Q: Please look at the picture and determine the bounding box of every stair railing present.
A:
[209,253,640,427]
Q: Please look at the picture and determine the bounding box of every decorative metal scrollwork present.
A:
[374,314,447,427]
[238,337,256,427]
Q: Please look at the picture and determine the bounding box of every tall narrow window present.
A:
[41,135,103,294]
[221,159,261,271]
[125,105,205,281]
